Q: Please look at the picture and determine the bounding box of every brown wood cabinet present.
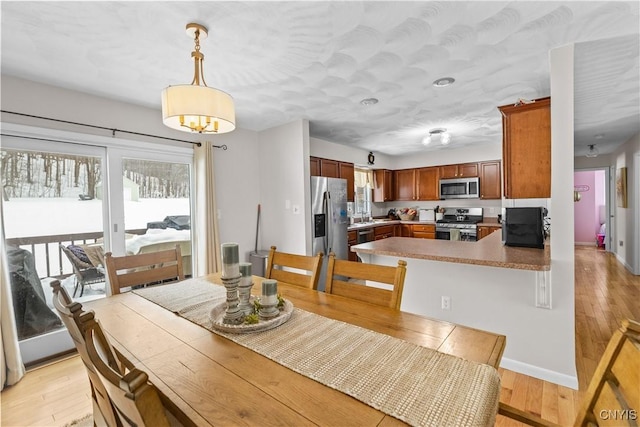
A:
[439,163,478,179]
[412,224,435,239]
[394,169,417,201]
[399,224,412,237]
[373,169,394,202]
[498,97,551,199]
[478,225,501,240]
[347,230,358,262]
[374,225,394,240]
[394,167,439,201]
[416,167,439,201]
[479,160,502,200]
[310,156,355,202]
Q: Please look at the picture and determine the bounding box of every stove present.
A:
[436,208,483,241]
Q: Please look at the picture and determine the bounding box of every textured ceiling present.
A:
[1,1,638,157]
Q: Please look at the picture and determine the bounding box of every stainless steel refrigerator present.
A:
[311,176,349,291]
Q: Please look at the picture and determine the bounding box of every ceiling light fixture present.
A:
[433,77,455,87]
[360,98,379,106]
[161,23,235,134]
[586,144,599,158]
[423,128,451,146]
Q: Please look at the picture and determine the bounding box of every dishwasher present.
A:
[357,228,375,244]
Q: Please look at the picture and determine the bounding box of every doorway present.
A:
[574,168,611,252]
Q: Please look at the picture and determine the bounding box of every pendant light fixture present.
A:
[161,23,235,134]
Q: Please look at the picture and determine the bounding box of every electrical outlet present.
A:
[441,296,451,310]
[619,240,624,247]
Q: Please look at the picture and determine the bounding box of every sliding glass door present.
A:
[1,137,108,363]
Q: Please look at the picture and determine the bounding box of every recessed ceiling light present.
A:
[433,77,455,87]
[360,98,379,106]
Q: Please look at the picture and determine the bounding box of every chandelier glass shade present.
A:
[161,23,235,134]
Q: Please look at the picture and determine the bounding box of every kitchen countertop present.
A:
[351,231,550,271]
[348,219,435,231]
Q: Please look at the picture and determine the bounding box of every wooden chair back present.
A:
[265,246,323,290]
[324,253,407,310]
[81,313,191,426]
[105,245,184,295]
[498,319,640,427]
[50,280,122,427]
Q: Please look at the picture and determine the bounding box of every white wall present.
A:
[310,137,394,169]
[612,132,640,273]
[258,120,310,256]
[390,142,502,170]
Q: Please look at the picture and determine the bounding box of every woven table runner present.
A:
[134,278,500,427]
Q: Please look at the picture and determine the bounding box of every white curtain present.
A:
[193,142,222,276]
[0,197,25,390]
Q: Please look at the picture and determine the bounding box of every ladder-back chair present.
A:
[265,246,323,290]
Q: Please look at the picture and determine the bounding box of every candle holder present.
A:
[221,274,243,324]
[259,279,280,320]
[238,262,254,316]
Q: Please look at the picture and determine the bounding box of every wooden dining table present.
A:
[85,273,506,426]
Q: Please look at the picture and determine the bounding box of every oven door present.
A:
[460,229,477,242]
[435,227,450,240]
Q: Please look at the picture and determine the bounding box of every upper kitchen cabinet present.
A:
[338,162,355,202]
[373,169,394,202]
[310,156,354,201]
[439,163,478,179]
[479,160,502,200]
[394,169,417,201]
[498,97,551,199]
[416,167,439,200]
[394,167,439,201]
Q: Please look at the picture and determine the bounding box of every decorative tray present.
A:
[209,297,294,334]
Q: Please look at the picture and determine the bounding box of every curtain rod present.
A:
[0,110,228,150]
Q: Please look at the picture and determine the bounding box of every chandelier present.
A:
[161,23,235,134]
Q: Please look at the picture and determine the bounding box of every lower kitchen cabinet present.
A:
[347,230,358,262]
[399,224,413,237]
[374,225,394,240]
[478,225,501,240]
[412,224,435,239]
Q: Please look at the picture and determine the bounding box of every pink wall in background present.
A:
[574,171,606,244]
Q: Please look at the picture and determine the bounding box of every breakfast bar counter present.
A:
[351,231,550,271]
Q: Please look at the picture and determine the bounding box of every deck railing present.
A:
[6,229,146,279]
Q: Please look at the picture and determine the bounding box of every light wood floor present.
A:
[2,246,638,427]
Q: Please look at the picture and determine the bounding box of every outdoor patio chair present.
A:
[60,244,105,297]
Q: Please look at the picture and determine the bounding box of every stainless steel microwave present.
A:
[439,177,480,199]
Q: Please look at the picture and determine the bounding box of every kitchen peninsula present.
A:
[351,233,576,389]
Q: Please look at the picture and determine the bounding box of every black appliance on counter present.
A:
[502,207,547,249]
[435,207,483,242]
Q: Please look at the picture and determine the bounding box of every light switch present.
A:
[285,200,291,210]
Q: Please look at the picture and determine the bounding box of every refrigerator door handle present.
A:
[326,191,332,254]
[322,191,329,254]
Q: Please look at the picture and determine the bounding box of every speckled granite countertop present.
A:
[351,231,550,271]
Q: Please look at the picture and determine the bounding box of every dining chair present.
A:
[81,300,194,426]
[265,245,323,290]
[324,253,407,310]
[50,280,123,427]
[498,319,640,427]
[104,245,184,295]
[60,244,105,297]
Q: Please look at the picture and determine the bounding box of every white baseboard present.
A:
[615,252,636,274]
[500,357,579,389]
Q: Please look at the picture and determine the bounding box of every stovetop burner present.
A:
[436,218,480,225]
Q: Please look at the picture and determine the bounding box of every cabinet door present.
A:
[480,161,502,199]
[320,158,340,178]
[416,167,439,200]
[400,224,412,237]
[439,164,458,179]
[499,97,551,198]
[339,162,355,202]
[373,169,394,202]
[310,157,321,176]
[384,170,394,201]
[458,163,479,177]
[394,169,416,201]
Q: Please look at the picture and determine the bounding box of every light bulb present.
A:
[441,132,451,145]
[422,135,432,146]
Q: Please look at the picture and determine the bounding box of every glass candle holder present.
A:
[221,242,240,278]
